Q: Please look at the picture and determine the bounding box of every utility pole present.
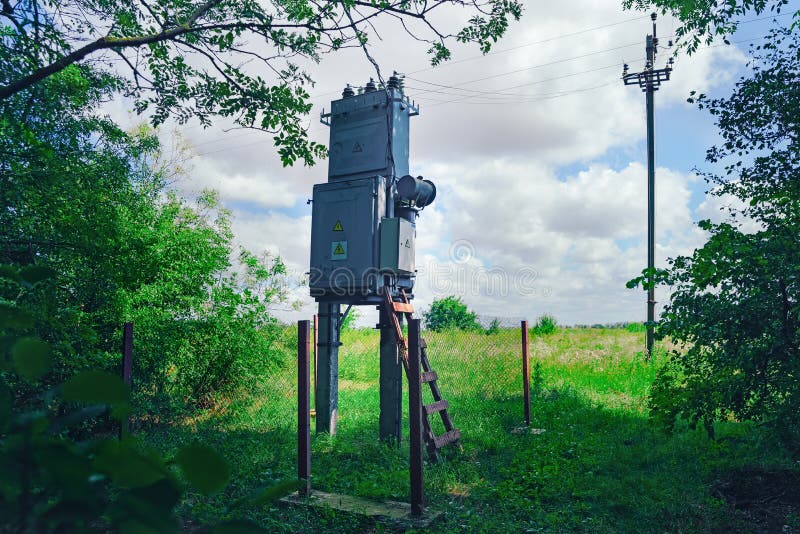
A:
[622,13,674,357]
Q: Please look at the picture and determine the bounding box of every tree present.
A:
[424,295,480,331]
[0,0,522,165]
[0,62,290,409]
[623,0,798,53]
[632,28,800,441]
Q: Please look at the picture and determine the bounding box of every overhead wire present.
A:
[193,14,794,156]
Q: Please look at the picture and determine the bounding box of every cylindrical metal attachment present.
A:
[397,175,436,208]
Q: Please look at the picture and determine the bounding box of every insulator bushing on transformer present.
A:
[342,84,355,98]
[365,78,378,92]
[388,75,400,91]
[397,175,436,208]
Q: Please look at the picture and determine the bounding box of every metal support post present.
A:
[408,318,424,517]
[315,302,340,434]
[119,322,133,440]
[521,320,531,426]
[298,320,311,496]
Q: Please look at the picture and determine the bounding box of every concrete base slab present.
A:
[280,490,441,528]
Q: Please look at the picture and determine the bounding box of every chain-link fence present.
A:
[243,314,532,478]
[150,313,538,508]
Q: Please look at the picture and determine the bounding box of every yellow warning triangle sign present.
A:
[333,220,344,231]
[334,243,345,255]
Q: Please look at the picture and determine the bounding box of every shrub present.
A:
[341,307,361,331]
[423,296,480,332]
[484,318,501,335]
[531,314,557,335]
[1,265,299,531]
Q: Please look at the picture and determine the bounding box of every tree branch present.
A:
[0,0,224,101]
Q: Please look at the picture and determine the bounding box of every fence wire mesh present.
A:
[252,314,534,468]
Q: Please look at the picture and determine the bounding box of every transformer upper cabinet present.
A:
[312,79,422,303]
[326,86,412,182]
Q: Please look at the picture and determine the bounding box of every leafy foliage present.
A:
[0,63,290,412]
[0,266,300,532]
[531,314,558,336]
[625,322,647,333]
[340,307,361,331]
[0,0,522,165]
[423,296,481,332]
[623,0,798,53]
[484,318,501,335]
[631,28,800,441]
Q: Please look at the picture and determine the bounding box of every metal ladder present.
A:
[381,287,461,460]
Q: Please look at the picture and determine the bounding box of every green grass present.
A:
[142,327,798,532]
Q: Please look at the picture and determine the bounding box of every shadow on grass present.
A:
[142,382,798,533]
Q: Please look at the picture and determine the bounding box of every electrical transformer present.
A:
[309,74,436,438]
[309,75,435,304]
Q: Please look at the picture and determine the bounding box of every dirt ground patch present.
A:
[713,466,800,532]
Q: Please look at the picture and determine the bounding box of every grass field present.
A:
[143,326,800,532]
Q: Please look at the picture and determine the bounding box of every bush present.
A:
[531,314,557,335]
[625,322,647,333]
[0,267,297,531]
[340,307,361,331]
[484,318,501,335]
[423,296,480,332]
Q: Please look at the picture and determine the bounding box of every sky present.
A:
[110,0,798,327]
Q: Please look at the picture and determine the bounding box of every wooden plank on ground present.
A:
[280,491,441,529]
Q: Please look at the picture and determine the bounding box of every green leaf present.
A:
[94,440,167,488]
[0,265,20,281]
[62,370,130,405]
[11,337,52,380]
[174,443,231,495]
[245,479,303,507]
[0,381,11,432]
[48,405,108,434]
[19,265,56,285]
[0,303,34,329]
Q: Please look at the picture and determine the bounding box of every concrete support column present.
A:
[379,306,403,443]
[315,302,340,434]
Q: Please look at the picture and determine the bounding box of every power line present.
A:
[406,15,651,75]
[417,81,618,106]
[310,11,793,99]
[310,15,652,99]
[405,42,642,97]
[193,27,784,155]
[405,59,646,100]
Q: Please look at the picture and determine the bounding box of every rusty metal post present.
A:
[521,320,531,427]
[119,322,133,440]
[408,318,423,517]
[298,320,311,496]
[313,313,318,409]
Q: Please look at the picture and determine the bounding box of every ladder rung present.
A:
[424,400,449,415]
[392,302,414,313]
[433,429,461,449]
[421,371,438,383]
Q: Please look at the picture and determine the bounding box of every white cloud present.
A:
[99,1,758,325]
